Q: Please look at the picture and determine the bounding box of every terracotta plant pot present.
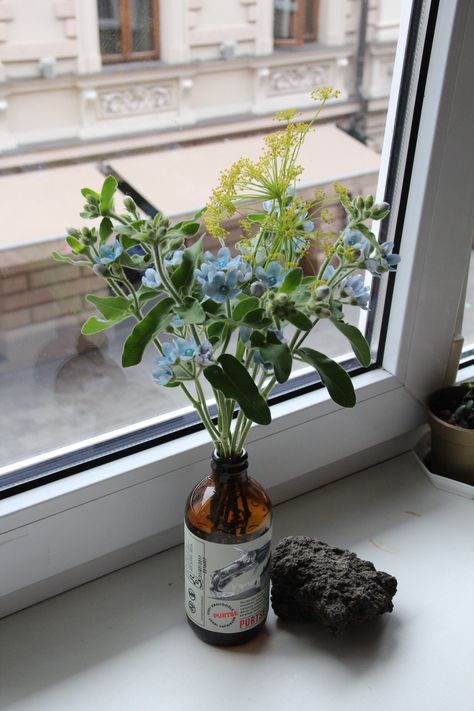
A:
[427,386,474,485]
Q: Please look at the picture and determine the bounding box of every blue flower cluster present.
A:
[142,268,161,289]
[342,228,368,253]
[364,242,401,276]
[94,241,123,265]
[255,261,286,289]
[341,274,371,310]
[152,338,213,385]
[195,247,251,303]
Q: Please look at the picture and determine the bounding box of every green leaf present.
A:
[286,310,313,331]
[81,187,99,200]
[181,221,201,237]
[207,321,227,345]
[357,223,379,250]
[331,320,371,367]
[256,337,292,384]
[100,176,117,214]
[171,236,203,292]
[204,354,271,425]
[81,314,129,335]
[242,308,272,329]
[52,251,89,267]
[137,285,161,306]
[302,275,317,286]
[193,207,206,220]
[66,235,86,254]
[202,299,223,315]
[122,297,174,367]
[175,297,206,325]
[296,347,356,407]
[279,267,303,293]
[232,296,259,321]
[86,294,131,320]
[99,217,113,244]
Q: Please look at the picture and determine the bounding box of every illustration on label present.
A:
[184,526,271,633]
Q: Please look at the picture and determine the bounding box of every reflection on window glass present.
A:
[274,0,295,41]
[97,0,157,61]
[131,0,154,53]
[0,1,401,476]
[98,0,122,56]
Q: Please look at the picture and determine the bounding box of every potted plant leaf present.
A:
[427,382,474,485]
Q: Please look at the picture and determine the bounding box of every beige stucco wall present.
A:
[0,0,401,152]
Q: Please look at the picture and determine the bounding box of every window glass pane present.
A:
[274,0,295,40]
[98,0,122,56]
[130,0,154,53]
[1,1,403,484]
[304,0,316,38]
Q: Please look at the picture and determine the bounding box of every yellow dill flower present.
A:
[311,87,340,102]
[273,108,300,122]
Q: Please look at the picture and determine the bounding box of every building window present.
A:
[274,0,318,46]
[97,0,160,63]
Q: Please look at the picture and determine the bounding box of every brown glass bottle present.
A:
[184,449,272,646]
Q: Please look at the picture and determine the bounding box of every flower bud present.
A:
[355,196,365,210]
[123,196,137,213]
[66,227,81,238]
[315,285,330,300]
[314,305,331,318]
[365,195,374,209]
[250,281,266,297]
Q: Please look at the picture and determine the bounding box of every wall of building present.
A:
[0,0,400,152]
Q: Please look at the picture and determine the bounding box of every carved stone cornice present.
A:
[268,63,329,95]
[97,84,175,118]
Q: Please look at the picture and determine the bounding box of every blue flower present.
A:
[321,264,335,281]
[170,314,184,328]
[94,241,123,265]
[255,262,285,288]
[152,364,173,386]
[142,268,161,289]
[202,247,241,271]
[302,219,314,233]
[201,269,242,303]
[154,341,177,368]
[175,337,198,361]
[364,242,400,276]
[341,274,371,309]
[195,340,213,366]
[194,262,216,285]
[239,326,252,345]
[164,251,183,267]
[342,228,367,251]
[236,260,252,284]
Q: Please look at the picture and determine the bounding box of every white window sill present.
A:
[1,451,472,711]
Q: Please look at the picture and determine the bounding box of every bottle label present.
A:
[184,525,272,634]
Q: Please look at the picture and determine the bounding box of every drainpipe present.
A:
[346,0,369,144]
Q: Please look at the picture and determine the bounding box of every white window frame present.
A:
[1,0,473,618]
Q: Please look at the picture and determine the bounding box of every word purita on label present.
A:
[185,526,271,634]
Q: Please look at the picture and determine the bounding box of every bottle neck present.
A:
[211,449,248,483]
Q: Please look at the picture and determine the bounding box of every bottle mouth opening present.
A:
[211,449,248,473]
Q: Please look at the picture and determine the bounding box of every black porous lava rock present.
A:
[271,536,397,634]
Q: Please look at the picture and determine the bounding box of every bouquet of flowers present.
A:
[53,87,399,459]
